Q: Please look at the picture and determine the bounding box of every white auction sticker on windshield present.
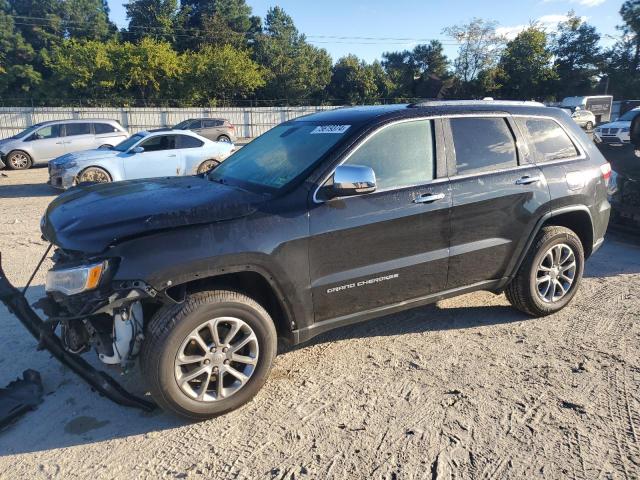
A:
[311,125,351,134]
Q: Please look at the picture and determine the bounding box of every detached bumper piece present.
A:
[0,253,155,413]
[0,369,43,429]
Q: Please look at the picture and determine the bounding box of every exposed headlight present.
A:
[46,262,106,295]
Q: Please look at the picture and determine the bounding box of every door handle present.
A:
[414,192,446,204]
[168,154,177,157]
[515,175,541,185]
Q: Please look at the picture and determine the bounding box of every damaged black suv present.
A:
[1,102,611,419]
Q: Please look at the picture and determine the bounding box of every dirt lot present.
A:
[0,167,639,480]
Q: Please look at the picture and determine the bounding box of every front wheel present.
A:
[78,167,112,184]
[6,151,32,170]
[141,290,277,420]
[505,226,584,317]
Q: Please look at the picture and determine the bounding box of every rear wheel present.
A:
[78,167,112,184]
[217,135,231,143]
[505,226,584,317]
[197,159,220,174]
[6,151,32,170]
[141,290,277,420]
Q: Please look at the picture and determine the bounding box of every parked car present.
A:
[0,120,128,170]
[48,129,234,189]
[561,95,613,123]
[569,109,596,130]
[609,167,640,230]
[0,101,611,420]
[594,107,640,146]
[173,118,237,143]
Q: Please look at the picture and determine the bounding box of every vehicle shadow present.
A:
[0,183,57,199]
[583,231,640,278]
[0,299,528,456]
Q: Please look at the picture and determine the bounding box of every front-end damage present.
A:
[0,251,156,412]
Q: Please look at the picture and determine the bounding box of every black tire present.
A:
[5,150,32,170]
[505,226,584,317]
[585,121,593,131]
[217,135,231,143]
[140,290,277,420]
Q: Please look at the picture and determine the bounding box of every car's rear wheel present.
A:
[217,135,231,143]
[505,226,584,317]
[141,290,277,420]
[78,167,112,184]
[6,151,32,170]
[197,159,220,174]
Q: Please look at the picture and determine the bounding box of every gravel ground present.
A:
[0,167,639,480]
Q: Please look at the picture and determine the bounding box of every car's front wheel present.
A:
[6,151,32,170]
[141,290,277,420]
[505,226,584,317]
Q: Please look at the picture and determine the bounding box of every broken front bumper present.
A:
[0,253,155,412]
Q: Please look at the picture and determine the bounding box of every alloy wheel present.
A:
[174,317,259,402]
[9,152,29,169]
[535,243,576,303]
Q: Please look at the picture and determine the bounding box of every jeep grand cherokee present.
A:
[0,101,611,419]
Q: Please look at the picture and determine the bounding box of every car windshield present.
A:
[10,123,45,139]
[618,110,640,122]
[208,122,352,192]
[113,133,146,152]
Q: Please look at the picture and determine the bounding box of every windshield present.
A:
[208,123,352,192]
[618,110,640,122]
[10,123,45,140]
[113,133,145,152]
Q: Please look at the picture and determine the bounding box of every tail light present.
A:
[600,162,612,186]
[229,123,236,133]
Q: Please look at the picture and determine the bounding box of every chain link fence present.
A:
[0,106,340,139]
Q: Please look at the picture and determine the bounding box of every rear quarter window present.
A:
[94,123,118,134]
[177,135,204,149]
[522,117,579,163]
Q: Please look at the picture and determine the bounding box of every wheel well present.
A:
[542,210,594,258]
[169,271,291,338]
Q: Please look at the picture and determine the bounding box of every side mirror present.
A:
[131,146,144,154]
[631,115,640,148]
[330,165,376,198]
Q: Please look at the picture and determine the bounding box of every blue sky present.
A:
[106,0,623,62]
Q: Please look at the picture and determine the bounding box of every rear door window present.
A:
[450,117,518,175]
[94,123,117,134]
[522,118,579,162]
[344,119,435,190]
[65,123,91,136]
[176,135,204,149]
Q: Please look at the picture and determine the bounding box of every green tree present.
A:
[443,18,505,96]
[604,1,640,98]
[496,26,556,100]
[551,13,602,98]
[0,0,42,97]
[254,6,332,104]
[329,55,378,104]
[125,0,179,43]
[184,44,265,105]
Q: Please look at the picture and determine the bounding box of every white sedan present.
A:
[48,129,235,189]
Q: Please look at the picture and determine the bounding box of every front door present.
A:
[308,119,451,323]
[29,124,65,162]
[444,116,551,289]
[124,134,183,179]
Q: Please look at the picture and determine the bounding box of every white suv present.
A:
[0,119,129,170]
[594,108,640,146]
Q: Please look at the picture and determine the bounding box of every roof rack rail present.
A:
[410,99,546,108]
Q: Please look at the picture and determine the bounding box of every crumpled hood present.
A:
[42,176,265,253]
[51,149,119,166]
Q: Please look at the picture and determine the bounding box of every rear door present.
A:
[62,122,96,153]
[124,134,182,179]
[93,122,125,147]
[444,115,550,290]
[308,118,451,322]
[202,119,223,141]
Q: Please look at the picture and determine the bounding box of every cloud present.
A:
[541,0,606,6]
[496,14,588,39]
